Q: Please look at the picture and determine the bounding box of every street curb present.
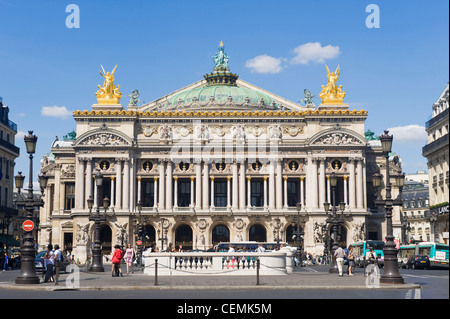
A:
[2,283,421,291]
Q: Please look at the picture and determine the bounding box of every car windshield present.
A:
[416,255,428,260]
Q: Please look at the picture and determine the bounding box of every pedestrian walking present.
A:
[347,245,355,276]
[3,252,8,271]
[125,244,135,275]
[111,244,124,277]
[256,244,265,252]
[43,244,55,283]
[333,243,346,277]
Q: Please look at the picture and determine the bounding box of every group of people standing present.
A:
[42,244,63,283]
[111,243,135,277]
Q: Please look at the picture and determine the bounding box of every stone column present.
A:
[239,161,246,210]
[75,158,85,210]
[190,176,195,207]
[202,162,209,210]
[232,162,238,210]
[348,158,356,209]
[263,176,268,208]
[123,159,130,211]
[276,159,283,210]
[86,159,93,207]
[159,160,165,210]
[137,176,142,203]
[269,161,275,210]
[319,158,326,209]
[356,158,364,209]
[300,176,305,206]
[247,176,251,208]
[327,176,331,204]
[115,159,122,210]
[227,176,231,208]
[173,176,178,208]
[166,162,173,210]
[343,176,348,205]
[110,176,115,208]
[196,162,202,209]
[311,158,319,209]
[210,176,215,208]
[154,177,158,208]
[283,176,288,208]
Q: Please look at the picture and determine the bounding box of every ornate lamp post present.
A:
[324,172,346,273]
[157,218,168,252]
[292,202,304,266]
[87,171,109,272]
[14,131,47,284]
[373,130,404,284]
[135,200,144,271]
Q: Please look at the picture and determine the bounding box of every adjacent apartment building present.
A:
[422,83,449,244]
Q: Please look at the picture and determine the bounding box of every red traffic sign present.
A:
[22,220,35,232]
[136,240,142,246]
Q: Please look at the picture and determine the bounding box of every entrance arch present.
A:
[286,224,304,247]
[100,224,112,255]
[212,224,230,245]
[249,224,266,242]
[175,224,193,251]
[142,225,156,250]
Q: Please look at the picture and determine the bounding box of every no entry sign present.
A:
[22,220,35,232]
[136,240,142,246]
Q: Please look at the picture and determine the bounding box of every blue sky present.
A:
[0,0,448,184]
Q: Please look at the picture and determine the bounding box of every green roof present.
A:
[166,84,277,107]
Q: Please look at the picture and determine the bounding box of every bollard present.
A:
[256,258,260,286]
[155,258,158,286]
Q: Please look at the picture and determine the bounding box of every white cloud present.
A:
[387,124,427,143]
[41,105,72,119]
[291,42,340,65]
[245,54,283,74]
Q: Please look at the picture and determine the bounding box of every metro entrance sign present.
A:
[22,220,35,232]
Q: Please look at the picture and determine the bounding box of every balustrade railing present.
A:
[142,251,294,276]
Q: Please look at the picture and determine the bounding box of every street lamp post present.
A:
[135,201,144,271]
[292,202,304,266]
[429,212,438,243]
[324,172,346,273]
[87,171,109,272]
[14,131,47,284]
[373,130,404,284]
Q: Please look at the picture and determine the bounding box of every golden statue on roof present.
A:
[95,65,122,105]
[319,64,346,105]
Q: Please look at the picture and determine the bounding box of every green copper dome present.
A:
[163,42,279,110]
[166,84,277,107]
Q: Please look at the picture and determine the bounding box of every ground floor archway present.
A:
[175,224,193,251]
[212,224,230,245]
[249,224,266,242]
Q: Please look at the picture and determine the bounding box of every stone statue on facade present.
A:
[212,41,230,71]
[302,89,315,106]
[96,65,122,105]
[127,89,141,107]
[319,65,346,105]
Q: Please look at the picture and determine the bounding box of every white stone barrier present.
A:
[143,250,294,276]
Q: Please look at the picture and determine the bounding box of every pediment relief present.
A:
[310,128,366,147]
[75,125,132,148]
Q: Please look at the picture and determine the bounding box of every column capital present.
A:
[154,176,159,181]
[174,176,178,181]
[111,176,115,181]
[283,176,288,181]
[190,176,195,181]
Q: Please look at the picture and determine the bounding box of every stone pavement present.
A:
[0,263,419,291]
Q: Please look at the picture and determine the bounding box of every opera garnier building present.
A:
[38,43,403,261]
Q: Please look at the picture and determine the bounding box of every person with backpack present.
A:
[111,244,124,277]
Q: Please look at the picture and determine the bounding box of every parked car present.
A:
[35,250,70,273]
[405,255,430,270]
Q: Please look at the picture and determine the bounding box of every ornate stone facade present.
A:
[38,45,404,262]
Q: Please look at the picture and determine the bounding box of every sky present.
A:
[0,0,448,187]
